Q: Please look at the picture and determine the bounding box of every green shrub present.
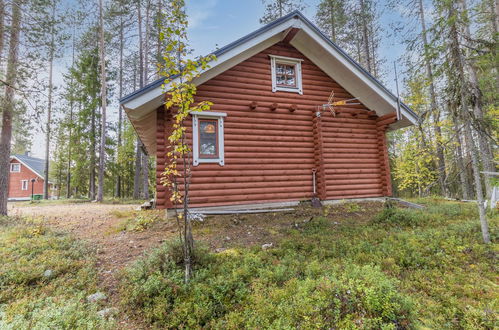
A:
[373,207,431,228]
[120,239,415,328]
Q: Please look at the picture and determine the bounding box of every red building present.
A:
[8,153,52,200]
[121,11,419,211]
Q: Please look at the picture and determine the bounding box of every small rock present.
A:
[215,248,226,253]
[43,269,54,278]
[97,307,118,319]
[87,292,107,303]
[225,236,231,241]
[262,243,273,250]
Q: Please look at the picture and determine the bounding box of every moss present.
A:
[0,221,114,329]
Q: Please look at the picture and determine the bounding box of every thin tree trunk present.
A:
[116,15,124,198]
[44,2,56,200]
[133,140,141,199]
[142,0,151,199]
[67,25,76,199]
[142,149,149,199]
[0,0,5,70]
[452,112,472,199]
[134,1,145,199]
[97,0,107,202]
[0,0,21,216]
[330,1,336,42]
[144,0,151,84]
[359,0,372,72]
[89,105,96,200]
[449,2,490,243]
[459,0,495,199]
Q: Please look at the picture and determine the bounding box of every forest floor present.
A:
[3,199,498,328]
[6,201,368,328]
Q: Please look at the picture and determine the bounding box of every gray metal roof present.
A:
[120,10,418,121]
[12,154,46,178]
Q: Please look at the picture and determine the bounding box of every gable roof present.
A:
[10,154,46,179]
[121,10,419,154]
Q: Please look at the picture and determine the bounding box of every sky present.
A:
[30,0,409,158]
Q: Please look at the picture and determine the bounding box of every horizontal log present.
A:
[225,158,315,165]
[224,140,314,148]
[190,163,313,171]
[223,146,312,153]
[226,133,313,142]
[326,174,381,181]
[321,137,379,145]
[321,132,378,139]
[323,163,381,170]
[189,191,310,204]
[189,174,312,184]
[324,193,383,199]
[325,178,382,185]
[323,148,380,154]
[325,168,381,174]
[324,158,380,164]
[225,152,315,159]
[326,188,383,196]
[191,180,312,191]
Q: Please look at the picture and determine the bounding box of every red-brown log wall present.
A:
[155,42,393,209]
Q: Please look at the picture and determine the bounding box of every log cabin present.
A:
[121,11,419,211]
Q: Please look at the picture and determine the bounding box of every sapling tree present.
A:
[159,0,215,282]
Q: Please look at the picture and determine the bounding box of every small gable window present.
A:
[270,55,303,94]
[192,112,226,166]
[10,163,20,172]
[21,180,28,190]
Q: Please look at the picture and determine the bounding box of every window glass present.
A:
[22,180,28,190]
[199,119,218,158]
[10,163,20,172]
[275,63,296,87]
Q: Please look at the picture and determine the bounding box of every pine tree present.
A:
[0,0,22,215]
[260,0,305,24]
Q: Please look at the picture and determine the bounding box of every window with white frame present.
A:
[21,180,28,190]
[192,112,226,166]
[270,55,303,94]
[10,163,20,172]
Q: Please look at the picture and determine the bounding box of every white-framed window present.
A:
[270,55,303,94]
[21,180,28,190]
[10,163,20,172]
[192,112,226,166]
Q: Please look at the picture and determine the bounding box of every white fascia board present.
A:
[122,18,298,119]
[290,27,418,127]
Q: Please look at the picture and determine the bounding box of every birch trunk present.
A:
[0,0,21,215]
[97,0,107,202]
[452,112,472,200]
[459,0,495,199]
[449,2,490,243]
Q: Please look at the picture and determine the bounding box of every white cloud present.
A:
[186,0,219,29]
